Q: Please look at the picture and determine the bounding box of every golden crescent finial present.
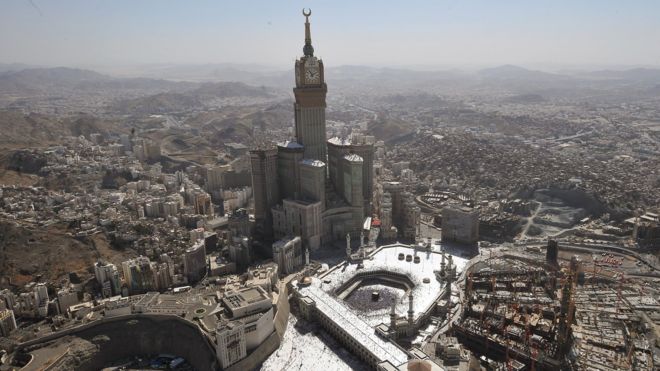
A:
[302,8,311,18]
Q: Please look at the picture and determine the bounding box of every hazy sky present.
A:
[1,0,659,70]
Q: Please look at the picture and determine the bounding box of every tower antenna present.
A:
[302,8,314,56]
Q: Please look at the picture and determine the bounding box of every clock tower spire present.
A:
[294,9,327,162]
[303,8,314,57]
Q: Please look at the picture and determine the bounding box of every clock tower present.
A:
[294,9,327,162]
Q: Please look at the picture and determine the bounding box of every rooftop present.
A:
[278,140,304,149]
[301,158,326,167]
[328,136,351,146]
[222,286,270,310]
[343,153,364,163]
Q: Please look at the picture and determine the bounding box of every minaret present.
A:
[345,233,351,258]
[447,254,454,280]
[407,292,414,325]
[440,251,446,277]
[445,278,452,308]
[389,297,397,330]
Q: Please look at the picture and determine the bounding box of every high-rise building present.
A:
[0,309,17,336]
[229,237,252,270]
[383,182,405,236]
[33,283,49,317]
[402,192,421,240]
[154,262,173,291]
[206,165,230,193]
[56,289,79,314]
[250,147,279,237]
[184,241,207,284]
[441,206,479,245]
[248,11,374,250]
[299,159,326,206]
[94,261,121,297]
[272,199,322,251]
[276,141,304,200]
[327,136,374,214]
[379,191,397,239]
[293,11,327,162]
[0,289,16,312]
[121,256,156,294]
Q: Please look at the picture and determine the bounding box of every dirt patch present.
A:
[0,222,96,286]
[0,169,39,187]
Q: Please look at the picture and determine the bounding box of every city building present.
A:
[441,205,479,245]
[122,256,157,294]
[228,236,252,270]
[0,289,17,312]
[221,286,271,318]
[272,236,303,275]
[216,286,276,367]
[184,240,207,284]
[271,199,322,251]
[327,135,374,214]
[94,261,121,297]
[216,321,246,369]
[34,283,49,317]
[0,309,17,336]
[250,147,280,238]
[56,289,79,315]
[249,13,375,250]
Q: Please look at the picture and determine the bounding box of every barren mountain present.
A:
[0,221,135,287]
[0,110,127,148]
[108,81,278,115]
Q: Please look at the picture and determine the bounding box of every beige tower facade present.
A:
[299,159,326,207]
[294,11,327,162]
[272,199,322,251]
[248,11,374,251]
[327,137,374,214]
[441,205,479,245]
[277,141,304,200]
[250,147,279,236]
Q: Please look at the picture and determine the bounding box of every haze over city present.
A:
[2,0,660,70]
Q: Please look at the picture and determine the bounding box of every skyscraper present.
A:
[294,10,328,162]
[249,10,374,251]
[184,240,207,284]
[250,147,279,237]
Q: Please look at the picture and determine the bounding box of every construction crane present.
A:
[530,346,538,371]
[480,298,490,328]
[504,319,512,371]
[616,270,627,314]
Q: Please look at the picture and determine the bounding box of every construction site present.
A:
[450,241,659,371]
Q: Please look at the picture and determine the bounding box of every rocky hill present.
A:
[109,81,278,115]
[0,110,127,148]
[0,222,135,287]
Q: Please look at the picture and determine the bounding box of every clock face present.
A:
[305,67,320,84]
